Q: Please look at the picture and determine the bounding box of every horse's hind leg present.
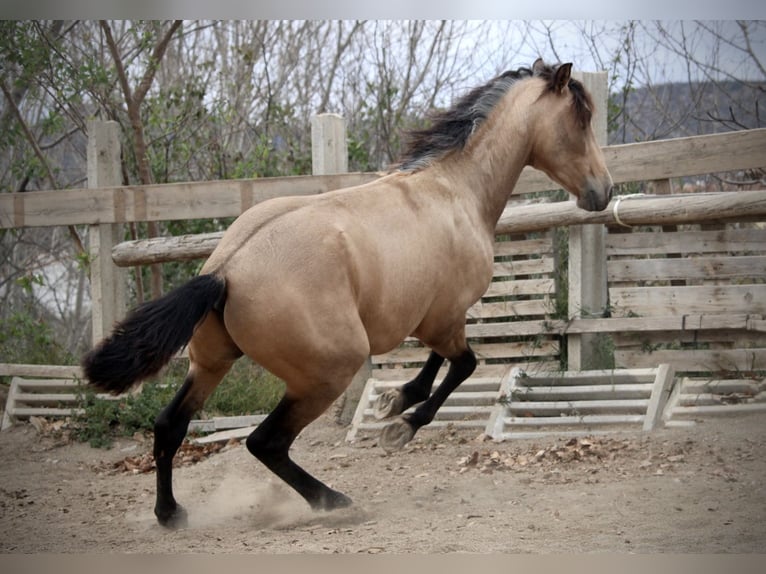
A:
[246,385,353,511]
[153,313,241,528]
[373,351,445,419]
[379,344,476,452]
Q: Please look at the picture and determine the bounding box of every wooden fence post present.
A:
[567,71,609,370]
[311,114,370,424]
[87,119,126,345]
[311,113,348,176]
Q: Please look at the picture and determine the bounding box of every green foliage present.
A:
[0,273,71,372]
[72,358,284,449]
[0,309,71,370]
[73,379,180,448]
[204,360,284,417]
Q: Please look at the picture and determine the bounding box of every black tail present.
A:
[82,274,227,394]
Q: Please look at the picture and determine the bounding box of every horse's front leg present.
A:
[373,351,445,420]
[379,346,476,452]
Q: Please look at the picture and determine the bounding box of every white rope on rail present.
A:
[611,193,647,228]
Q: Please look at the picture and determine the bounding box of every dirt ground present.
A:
[0,410,764,554]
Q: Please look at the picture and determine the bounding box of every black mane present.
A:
[394,61,592,172]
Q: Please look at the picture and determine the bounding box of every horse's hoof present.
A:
[373,389,405,420]
[314,489,353,511]
[379,417,415,453]
[155,504,188,529]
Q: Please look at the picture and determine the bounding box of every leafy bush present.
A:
[72,358,284,448]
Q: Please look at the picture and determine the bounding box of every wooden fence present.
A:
[1,78,766,428]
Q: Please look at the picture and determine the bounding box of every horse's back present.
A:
[202,175,494,369]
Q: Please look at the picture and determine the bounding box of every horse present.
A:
[82,59,613,528]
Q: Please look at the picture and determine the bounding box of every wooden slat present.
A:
[370,362,559,382]
[606,228,766,256]
[506,399,650,414]
[353,419,487,433]
[0,364,83,378]
[367,377,501,393]
[493,257,555,277]
[610,284,766,316]
[613,329,766,348]
[466,320,559,338]
[615,348,766,372]
[493,237,554,257]
[603,129,766,184]
[508,383,654,401]
[9,407,83,417]
[502,414,646,426]
[642,363,675,431]
[555,314,766,334]
[370,340,559,366]
[0,173,379,229]
[12,379,83,390]
[510,367,658,386]
[467,298,553,319]
[607,255,766,282]
[482,278,555,298]
[680,378,764,395]
[669,403,766,417]
[362,405,495,419]
[13,393,81,404]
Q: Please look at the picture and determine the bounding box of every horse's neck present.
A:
[443,105,532,231]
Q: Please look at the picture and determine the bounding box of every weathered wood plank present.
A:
[465,321,559,338]
[507,399,650,414]
[188,415,267,433]
[369,362,559,382]
[643,363,676,431]
[606,228,766,256]
[0,364,83,378]
[669,403,766,417]
[368,377,501,392]
[493,237,554,257]
[467,298,553,320]
[493,257,555,277]
[615,348,766,372]
[482,278,555,298]
[510,383,654,400]
[509,367,658,386]
[680,378,765,395]
[502,414,646,426]
[610,284,766,316]
[371,340,559,365]
[559,314,766,334]
[0,173,379,229]
[604,129,766,184]
[607,255,766,283]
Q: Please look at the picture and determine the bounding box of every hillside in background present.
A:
[609,80,764,145]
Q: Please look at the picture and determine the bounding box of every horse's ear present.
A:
[532,58,546,75]
[553,63,573,93]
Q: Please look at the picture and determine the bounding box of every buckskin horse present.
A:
[82,59,613,528]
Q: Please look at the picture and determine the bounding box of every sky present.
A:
[3,0,765,20]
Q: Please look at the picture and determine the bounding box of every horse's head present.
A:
[527,59,613,212]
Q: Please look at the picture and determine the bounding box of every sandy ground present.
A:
[0,410,765,554]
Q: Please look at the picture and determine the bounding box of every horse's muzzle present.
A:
[577,183,613,212]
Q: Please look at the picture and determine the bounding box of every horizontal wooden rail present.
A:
[496,189,766,234]
[112,189,766,267]
[2,129,765,230]
[0,172,379,229]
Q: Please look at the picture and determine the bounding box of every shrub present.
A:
[72,358,284,448]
